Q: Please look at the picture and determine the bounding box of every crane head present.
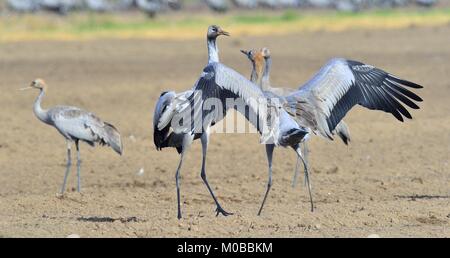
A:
[20,78,47,91]
[240,49,264,81]
[240,49,255,61]
[207,25,230,39]
[30,78,46,89]
[240,48,265,65]
[261,47,271,59]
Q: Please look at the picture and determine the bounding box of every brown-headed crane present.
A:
[21,79,123,196]
[241,47,423,215]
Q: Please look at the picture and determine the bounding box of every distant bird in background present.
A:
[231,0,258,9]
[84,0,134,12]
[21,79,123,195]
[7,0,39,12]
[37,0,81,15]
[136,0,181,18]
[136,0,163,18]
[205,0,229,12]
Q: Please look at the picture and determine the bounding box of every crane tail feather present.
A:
[333,121,351,145]
[103,122,123,155]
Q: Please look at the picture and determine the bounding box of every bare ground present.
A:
[0,25,449,237]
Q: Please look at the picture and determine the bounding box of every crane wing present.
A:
[186,63,278,137]
[153,91,176,150]
[50,106,98,142]
[287,58,423,138]
[50,106,122,154]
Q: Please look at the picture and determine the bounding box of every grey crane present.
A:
[244,48,423,214]
[240,48,317,214]
[84,0,134,12]
[135,0,180,18]
[7,0,39,12]
[21,79,123,195]
[37,0,81,15]
[136,0,164,18]
[154,25,311,219]
[205,0,229,12]
[154,25,233,219]
[232,0,258,9]
[241,48,350,191]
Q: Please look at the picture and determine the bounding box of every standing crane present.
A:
[21,79,123,196]
[243,48,423,215]
[154,25,234,219]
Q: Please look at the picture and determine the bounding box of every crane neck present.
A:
[33,88,51,124]
[250,62,258,83]
[262,57,272,91]
[207,36,219,64]
[251,58,264,88]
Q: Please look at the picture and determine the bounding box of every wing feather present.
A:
[50,106,122,154]
[288,58,423,138]
[182,63,276,136]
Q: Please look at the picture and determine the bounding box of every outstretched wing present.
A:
[287,58,423,139]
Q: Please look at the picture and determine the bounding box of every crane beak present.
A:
[240,49,249,56]
[19,86,32,91]
[220,30,230,36]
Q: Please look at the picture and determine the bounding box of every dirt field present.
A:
[0,24,449,237]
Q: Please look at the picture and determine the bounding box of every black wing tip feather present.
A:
[352,60,423,119]
[159,91,170,97]
[338,132,350,145]
[389,75,424,89]
[323,59,423,129]
[386,75,424,116]
[347,59,424,89]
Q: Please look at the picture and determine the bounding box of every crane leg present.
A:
[292,156,301,188]
[303,142,310,188]
[294,145,314,212]
[60,141,72,195]
[292,141,309,188]
[175,150,186,220]
[75,140,82,193]
[200,132,232,217]
[258,144,274,216]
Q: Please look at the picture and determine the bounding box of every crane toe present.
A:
[215,206,233,217]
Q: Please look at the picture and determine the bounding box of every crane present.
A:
[241,48,351,213]
[21,79,123,196]
[242,47,423,214]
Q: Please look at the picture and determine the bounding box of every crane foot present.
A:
[215,206,233,217]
